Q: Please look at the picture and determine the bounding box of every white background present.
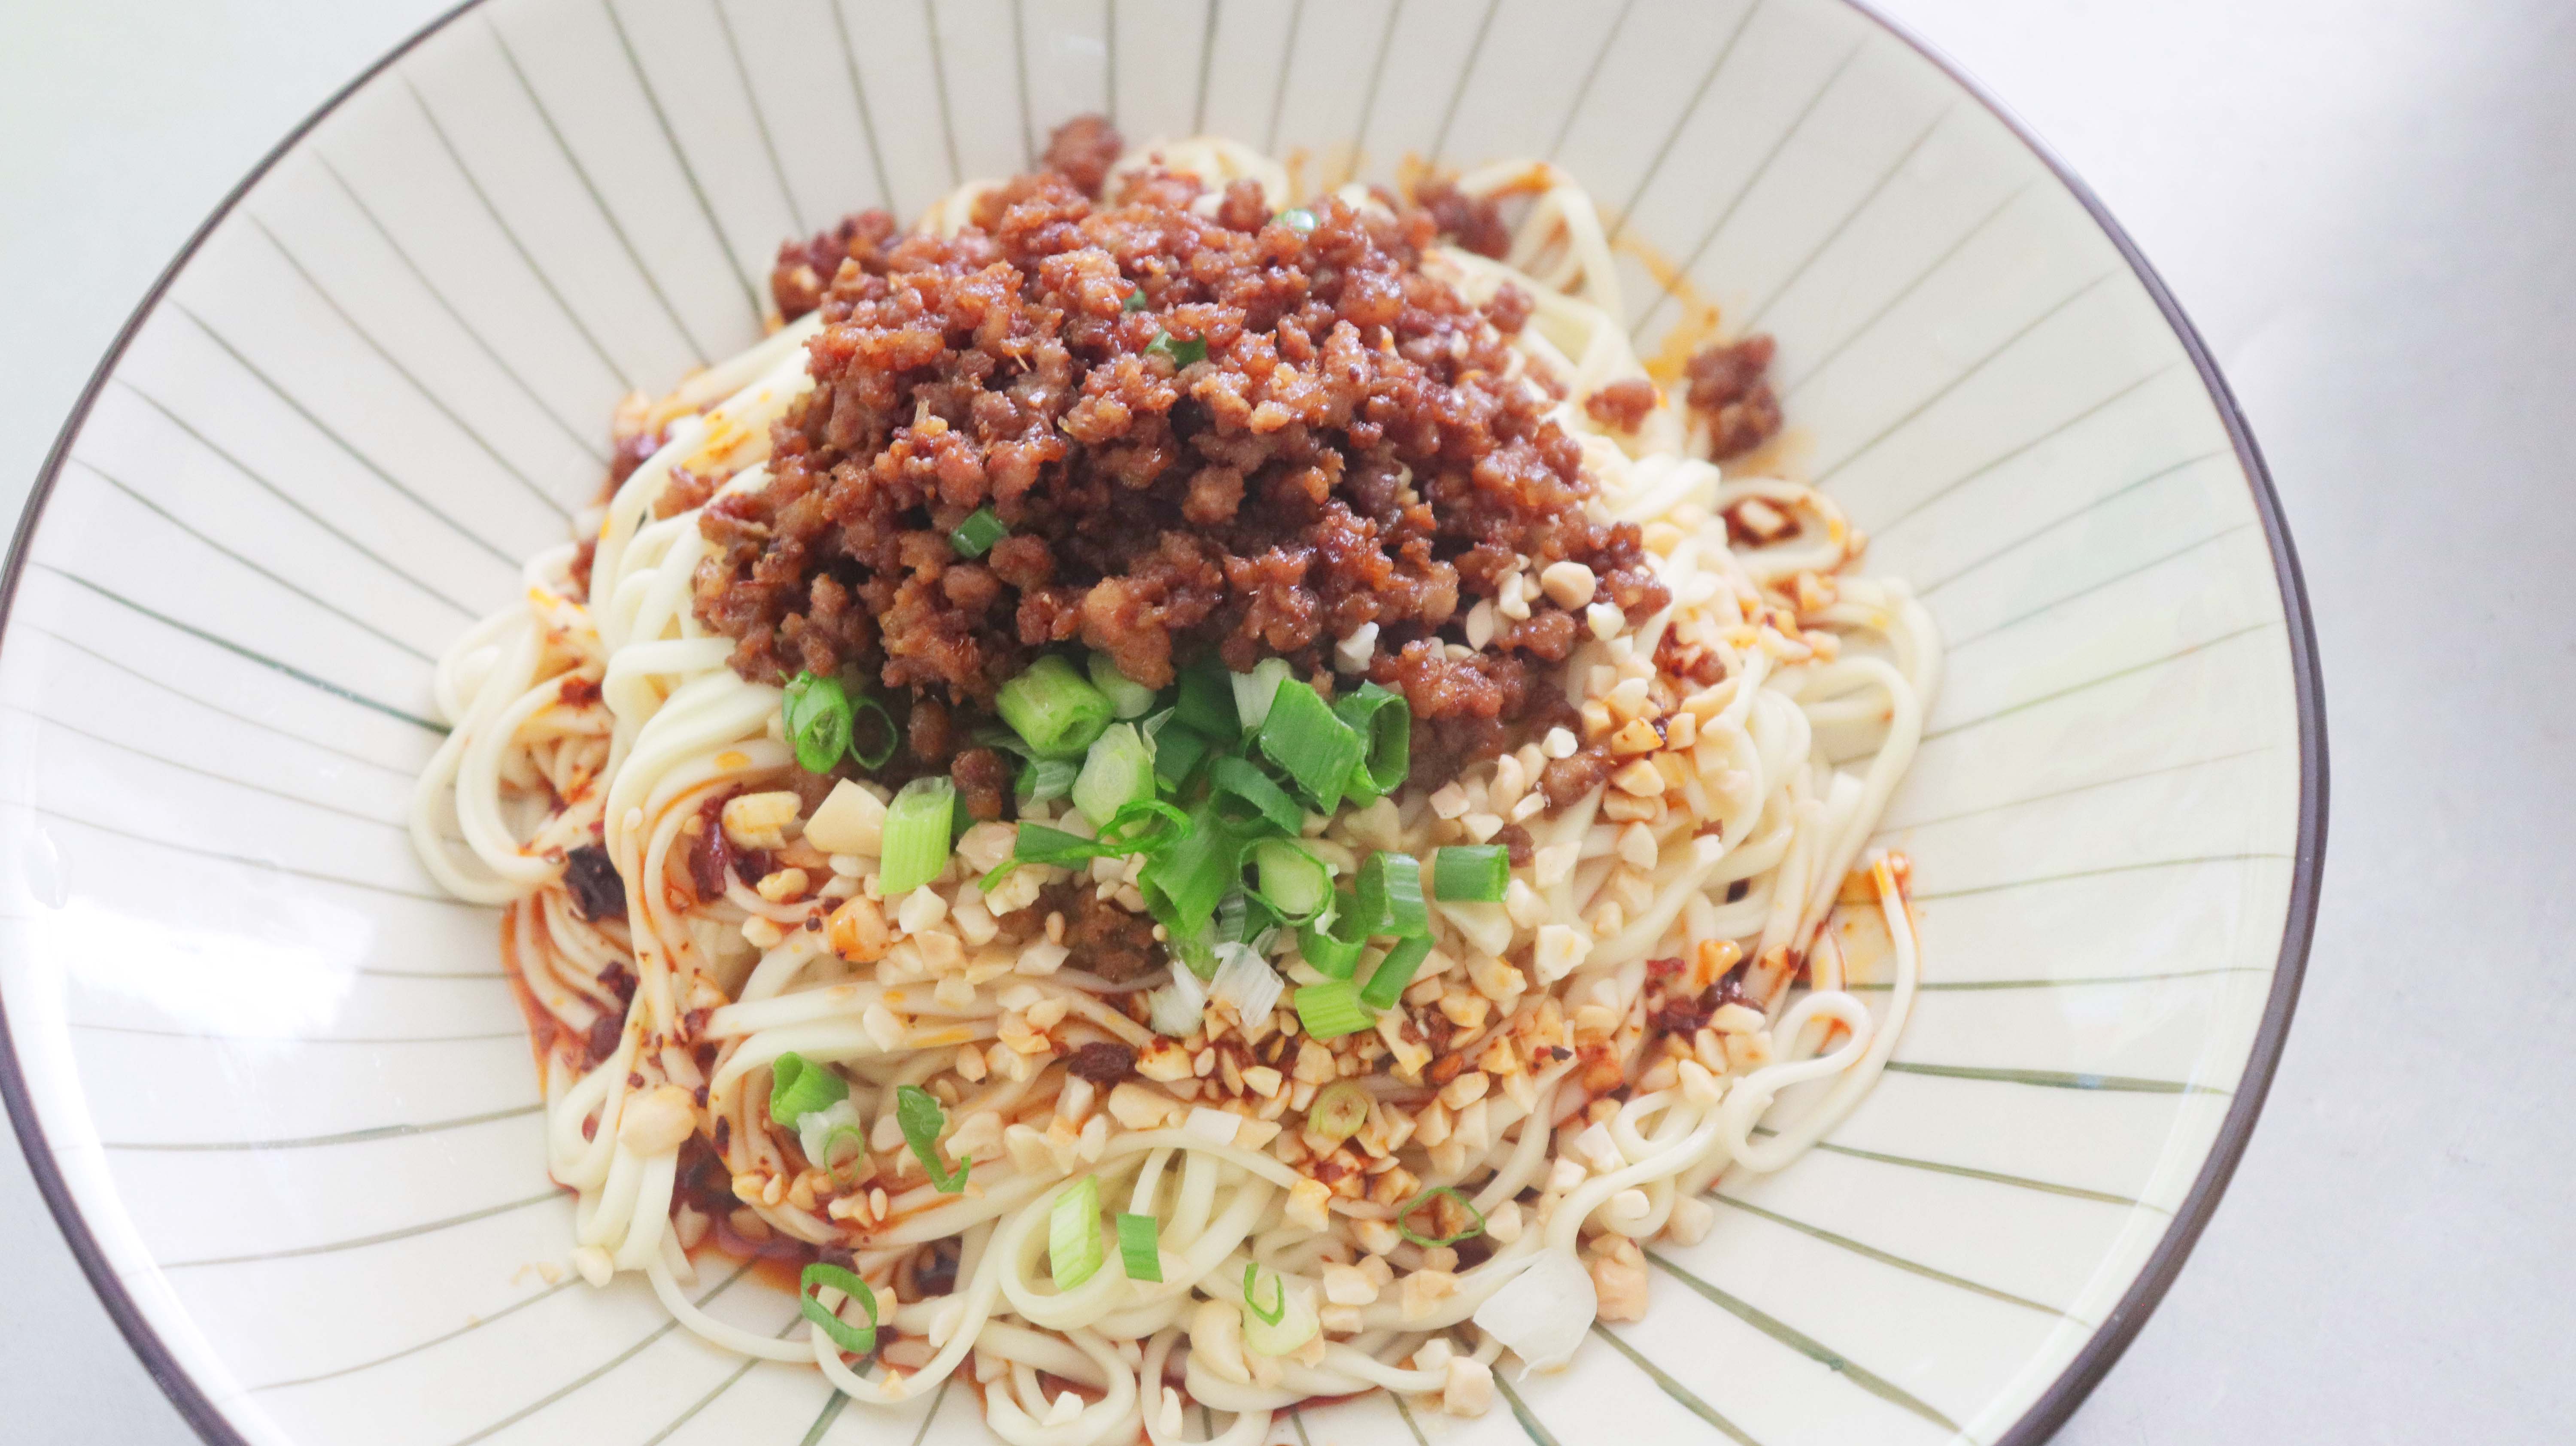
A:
[3,1,2565,1441]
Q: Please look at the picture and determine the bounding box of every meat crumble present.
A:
[693,115,1666,778]
[1683,333,1783,461]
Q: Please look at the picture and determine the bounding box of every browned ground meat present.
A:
[653,466,717,520]
[1539,743,1616,808]
[1047,883,1167,981]
[771,211,902,323]
[1413,179,1511,259]
[1583,377,1658,431]
[610,429,661,487]
[568,535,598,600]
[1684,334,1783,461]
[1040,114,1124,198]
[949,746,1012,821]
[693,115,1667,775]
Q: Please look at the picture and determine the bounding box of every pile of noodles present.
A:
[410,138,1938,1446]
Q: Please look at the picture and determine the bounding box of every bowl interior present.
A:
[0,2,2314,1444]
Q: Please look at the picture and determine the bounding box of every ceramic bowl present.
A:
[0,1,2324,1443]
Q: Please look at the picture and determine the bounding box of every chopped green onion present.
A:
[848,691,897,769]
[1123,286,1151,312]
[1208,756,1303,836]
[1147,331,1209,368]
[1212,889,1251,947]
[1151,724,1214,789]
[1175,655,1239,741]
[1242,1262,1287,1326]
[799,1262,879,1358]
[949,506,1007,559]
[991,799,1190,891]
[1357,852,1428,938]
[1073,723,1155,828]
[1230,658,1293,732]
[1293,979,1374,1039]
[1433,845,1510,903]
[1006,821,1111,872]
[1004,799,1191,872]
[998,655,1116,759]
[878,777,956,896]
[1295,897,1367,979]
[1087,653,1158,719]
[1098,799,1193,853]
[1332,682,1411,802]
[894,1083,971,1193]
[1018,756,1078,802]
[1360,935,1434,1010]
[1140,805,1242,950]
[1277,207,1318,234]
[1116,1212,1163,1282]
[1394,1185,1488,1248]
[1306,1080,1371,1142]
[768,1051,848,1127]
[1249,838,1332,923]
[1049,1176,1104,1290]
[781,672,853,774]
[1258,680,1366,812]
[820,1124,869,1187]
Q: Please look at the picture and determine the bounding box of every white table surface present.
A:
[2,1,2564,1441]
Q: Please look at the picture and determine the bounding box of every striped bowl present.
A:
[0,1,2324,1444]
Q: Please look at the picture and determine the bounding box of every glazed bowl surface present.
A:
[0,2,2322,1443]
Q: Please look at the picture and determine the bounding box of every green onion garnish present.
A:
[1249,838,1332,923]
[848,691,897,769]
[821,1124,868,1186]
[1086,652,1158,719]
[877,776,955,896]
[1277,207,1318,234]
[1073,722,1155,828]
[781,671,853,774]
[1019,756,1078,802]
[894,1083,971,1192]
[1001,799,1192,878]
[1123,286,1151,312]
[1230,657,1292,732]
[1208,756,1302,836]
[1116,1212,1163,1282]
[1433,844,1510,903]
[1293,979,1374,1039]
[1212,889,1250,947]
[949,506,1007,559]
[1332,682,1411,802]
[1103,799,1193,850]
[1295,896,1368,979]
[1140,804,1242,949]
[768,1051,848,1127]
[1357,851,1428,938]
[997,655,1116,759]
[1146,331,1209,368]
[1151,724,1213,790]
[1049,1175,1104,1290]
[1394,1184,1488,1249]
[1175,655,1240,741]
[1242,1262,1287,1326]
[1360,935,1434,1010]
[799,1261,879,1358]
[1258,680,1366,812]
[1306,1080,1371,1142]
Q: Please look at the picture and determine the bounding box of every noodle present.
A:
[413,134,1939,1441]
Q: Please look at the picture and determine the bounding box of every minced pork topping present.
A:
[693,116,1667,778]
